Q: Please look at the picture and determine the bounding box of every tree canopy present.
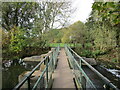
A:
[2,1,73,60]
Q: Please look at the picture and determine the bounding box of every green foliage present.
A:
[43,29,63,43]
[111,58,118,63]
[61,21,87,45]
[61,28,71,43]
[92,2,120,25]
[48,43,75,47]
[2,1,119,67]
[9,26,26,53]
[2,27,48,60]
[81,50,92,57]
[85,2,120,64]
[2,2,39,30]
[2,29,11,48]
[2,2,73,61]
[91,23,116,51]
[91,2,120,51]
[92,50,103,57]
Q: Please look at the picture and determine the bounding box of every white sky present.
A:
[71,0,94,23]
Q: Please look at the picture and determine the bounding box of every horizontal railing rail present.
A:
[65,45,118,90]
[13,46,60,90]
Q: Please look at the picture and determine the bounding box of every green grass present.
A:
[46,43,77,47]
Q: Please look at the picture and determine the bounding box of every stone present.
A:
[18,70,43,89]
[82,57,97,65]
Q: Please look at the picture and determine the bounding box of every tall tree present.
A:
[2,2,38,31]
[86,1,120,63]
[92,2,120,47]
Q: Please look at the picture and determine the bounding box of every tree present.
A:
[61,21,87,46]
[86,1,120,63]
[38,1,73,32]
[2,1,73,60]
[92,2,120,48]
[2,2,39,31]
[2,1,73,38]
[9,26,27,54]
[43,29,63,43]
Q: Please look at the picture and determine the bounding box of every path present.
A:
[52,48,75,88]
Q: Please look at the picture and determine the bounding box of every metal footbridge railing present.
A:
[13,46,60,90]
[65,45,118,90]
[13,45,118,90]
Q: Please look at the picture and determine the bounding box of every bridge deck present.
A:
[52,48,75,88]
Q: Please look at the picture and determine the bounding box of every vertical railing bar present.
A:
[52,49,55,72]
[46,57,49,84]
[79,58,82,70]
[52,52,54,72]
[41,76,45,88]
[32,68,46,90]
[27,77,31,90]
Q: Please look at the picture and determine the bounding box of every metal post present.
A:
[40,76,45,88]
[27,77,31,90]
[81,76,86,90]
[52,52,54,72]
[79,59,81,68]
[46,57,49,84]
[54,49,56,65]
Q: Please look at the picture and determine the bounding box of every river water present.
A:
[2,60,120,89]
[94,65,120,89]
[2,60,39,89]
[107,69,120,78]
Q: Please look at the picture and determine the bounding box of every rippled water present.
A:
[107,69,120,78]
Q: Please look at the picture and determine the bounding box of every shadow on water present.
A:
[2,63,26,89]
[2,48,50,89]
[2,60,39,89]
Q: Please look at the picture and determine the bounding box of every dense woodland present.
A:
[1,2,120,68]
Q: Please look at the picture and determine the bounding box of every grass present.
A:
[47,43,75,47]
[46,43,83,47]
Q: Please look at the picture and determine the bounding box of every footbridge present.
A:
[13,46,118,90]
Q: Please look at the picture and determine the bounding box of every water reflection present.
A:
[2,59,39,89]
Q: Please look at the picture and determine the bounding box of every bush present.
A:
[81,50,92,57]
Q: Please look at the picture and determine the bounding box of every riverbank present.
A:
[96,49,120,70]
[2,48,50,89]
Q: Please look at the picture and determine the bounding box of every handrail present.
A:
[65,45,96,89]
[13,56,47,90]
[32,46,60,89]
[13,46,60,90]
[66,46,118,90]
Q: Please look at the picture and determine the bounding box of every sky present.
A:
[71,0,94,23]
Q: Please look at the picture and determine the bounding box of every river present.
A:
[2,60,39,89]
[2,60,120,89]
